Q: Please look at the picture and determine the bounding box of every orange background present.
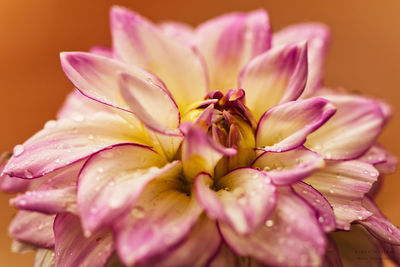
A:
[0,0,399,266]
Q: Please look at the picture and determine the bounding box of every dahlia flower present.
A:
[1,6,399,267]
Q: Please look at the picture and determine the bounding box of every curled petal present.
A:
[3,112,146,178]
[293,182,336,232]
[138,215,221,267]
[305,95,384,160]
[181,123,236,181]
[119,72,181,136]
[305,160,378,230]
[54,213,114,267]
[77,144,173,234]
[255,97,336,152]
[195,168,276,234]
[220,187,326,266]
[9,211,55,248]
[111,6,207,110]
[195,9,271,91]
[10,161,84,214]
[358,197,400,245]
[114,164,203,266]
[253,146,325,185]
[273,23,331,96]
[239,42,308,120]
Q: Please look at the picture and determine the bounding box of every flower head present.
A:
[1,6,399,267]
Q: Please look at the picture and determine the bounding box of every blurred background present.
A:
[0,0,399,266]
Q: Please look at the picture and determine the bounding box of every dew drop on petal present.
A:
[24,169,33,178]
[131,206,145,219]
[265,219,274,227]
[13,145,24,157]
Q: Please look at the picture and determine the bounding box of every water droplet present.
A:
[44,120,57,129]
[13,145,24,157]
[265,219,274,227]
[131,206,145,219]
[88,134,94,140]
[318,216,325,223]
[329,189,334,194]
[18,199,27,206]
[24,170,33,178]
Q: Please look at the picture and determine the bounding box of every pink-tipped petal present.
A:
[220,187,326,266]
[9,211,55,248]
[0,154,29,193]
[77,144,174,234]
[359,144,398,174]
[138,215,221,267]
[305,95,384,160]
[119,72,181,136]
[273,23,331,96]
[114,164,202,266]
[181,123,236,181]
[253,146,325,185]
[89,46,114,58]
[358,197,400,245]
[195,9,271,92]
[56,90,113,120]
[305,160,378,230]
[293,182,336,232]
[54,213,114,267]
[10,161,85,214]
[111,7,207,110]
[255,97,336,152]
[239,42,308,120]
[3,112,146,178]
[195,168,276,235]
[159,21,194,44]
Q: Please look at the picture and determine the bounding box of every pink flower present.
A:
[1,6,399,266]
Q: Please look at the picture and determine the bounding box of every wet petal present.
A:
[9,211,55,248]
[114,163,202,266]
[220,187,326,266]
[305,95,384,160]
[239,42,308,120]
[138,215,221,267]
[54,213,114,267]
[293,182,336,232]
[119,72,181,136]
[11,161,84,214]
[77,144,175,234]
[253,146,325,185]
[273,23,331,96]
[111,6,207,110]
[195,168,276,234]
[195,9,271,91]
[256,97,336,152]
[305,160,378,230]
[358,197,400,245]
[3,112,147,178]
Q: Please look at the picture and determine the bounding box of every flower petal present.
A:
[358,197,400,245]
[255,97,336,152]
[9,211,55,248]
[181,123,236,181]
[252,146,325,185]
[77,144,175,234]
[89,46,114,58]
[119,72,181,136]
[111,6,207,110]
[114,164,202,266]
[10,161,84,214]
[220,187,326,266]
[195,168,276,235]
[293,182,336,232]
[359,144,398,174]
[195,9,271,92]
[239,42,308,120]
[305,95,384,160]
[0,167,29,193]
[209,245,263,267]
[305,160,378,230]
[3,112,147,178]
[138,215,221,267]
[159,21,193,44]
[56,90,113,120]
[273,23,331,96]
[34,248,55,267]
[54,213,114,267]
